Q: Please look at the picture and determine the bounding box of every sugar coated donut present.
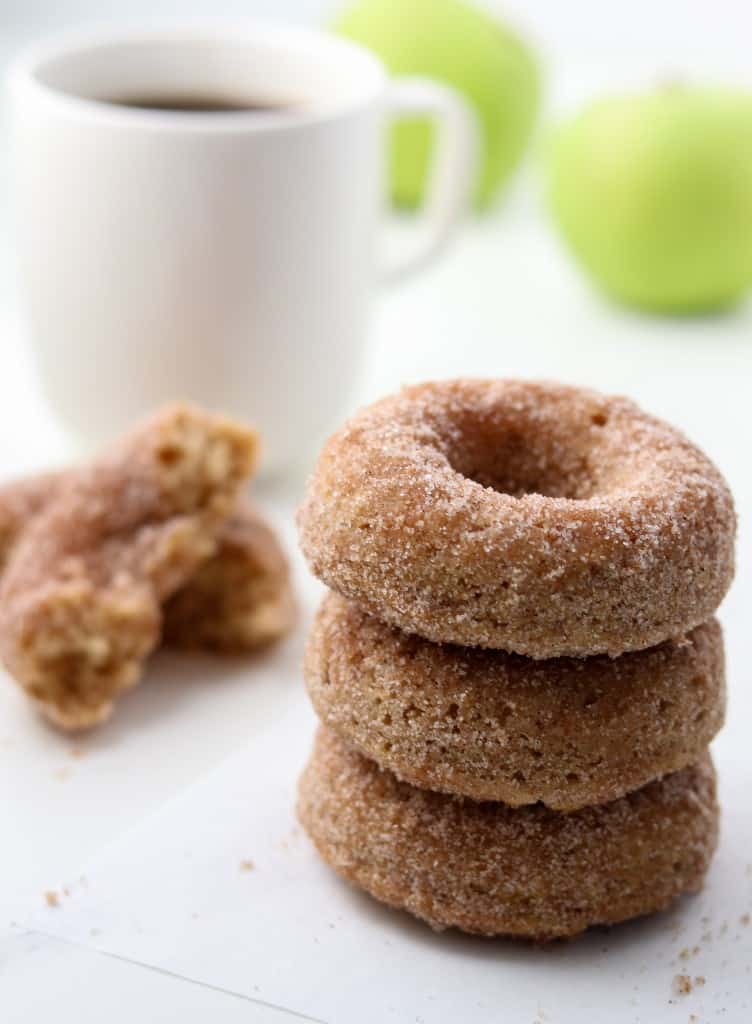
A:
[298,727,718,939]
[298,380,735,657]
[0,404,257,729]
[0,475,293,656]
[162,503,296,652]
[305,592,725,810]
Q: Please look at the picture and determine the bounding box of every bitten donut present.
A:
[298,728,719,939]
[0,405,257,729]
[0,471,59,572]
[305,593,725,810]
[0,476,293,655]
[163,503,296,651]
[298,380,735,657]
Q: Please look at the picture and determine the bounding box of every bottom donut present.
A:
[297,727,719,940]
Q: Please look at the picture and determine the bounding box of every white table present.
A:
[0,199,750,1021]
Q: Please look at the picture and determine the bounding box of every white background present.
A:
[0,2,751,1021]
[2,1,752,123]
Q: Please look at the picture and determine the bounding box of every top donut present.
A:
[298,380,735,658]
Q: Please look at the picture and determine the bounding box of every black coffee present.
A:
[105,93,297,113]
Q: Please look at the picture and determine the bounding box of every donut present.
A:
[297,380,735,657]
[162,503,296,652]
[305,592,725,810]
[0,475,293,655]
[0,404,257,729]
[0,471,58,572]
[298,727,719,939]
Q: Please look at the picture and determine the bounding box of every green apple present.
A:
[334,0,539,209]
[547,86,752,313]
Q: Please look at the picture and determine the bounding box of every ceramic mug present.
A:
[9,22,476,473]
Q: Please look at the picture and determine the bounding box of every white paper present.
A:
[0,931,313,1022]
[22,690,752,1024]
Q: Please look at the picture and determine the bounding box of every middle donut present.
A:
[305,592,725,811]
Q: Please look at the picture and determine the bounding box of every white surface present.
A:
[0,503,319,928]
[0,204,749,1021]
[2,1,751,68]
[11,698,752,1024]
[0,4,750,1018]
[0,931,315,1021]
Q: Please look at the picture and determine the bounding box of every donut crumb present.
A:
[672,974,693,996]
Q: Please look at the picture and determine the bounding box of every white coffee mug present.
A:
[9,22,476,473]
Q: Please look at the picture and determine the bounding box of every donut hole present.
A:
[437,401,609,500]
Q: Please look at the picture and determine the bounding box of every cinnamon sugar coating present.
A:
[163,502,296,651]
[298,727,719,939]
[0,475,294,655]
[0,405,257,728]
[0,472,59,572]
[305,593,725,810]
[298,380,736,657]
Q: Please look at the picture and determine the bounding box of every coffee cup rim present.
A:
[8,19,389,132]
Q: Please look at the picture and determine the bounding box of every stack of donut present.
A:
[297,380,736,940]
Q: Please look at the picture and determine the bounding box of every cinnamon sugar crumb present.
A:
[672,974,705,997]
[44,890,60,907]
[672,974,692,996]
[240,859,255,872]
[679,945,701,961]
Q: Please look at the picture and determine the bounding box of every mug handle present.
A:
[381,77,479,284]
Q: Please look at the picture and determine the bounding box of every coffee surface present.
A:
[104,93,296,113]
